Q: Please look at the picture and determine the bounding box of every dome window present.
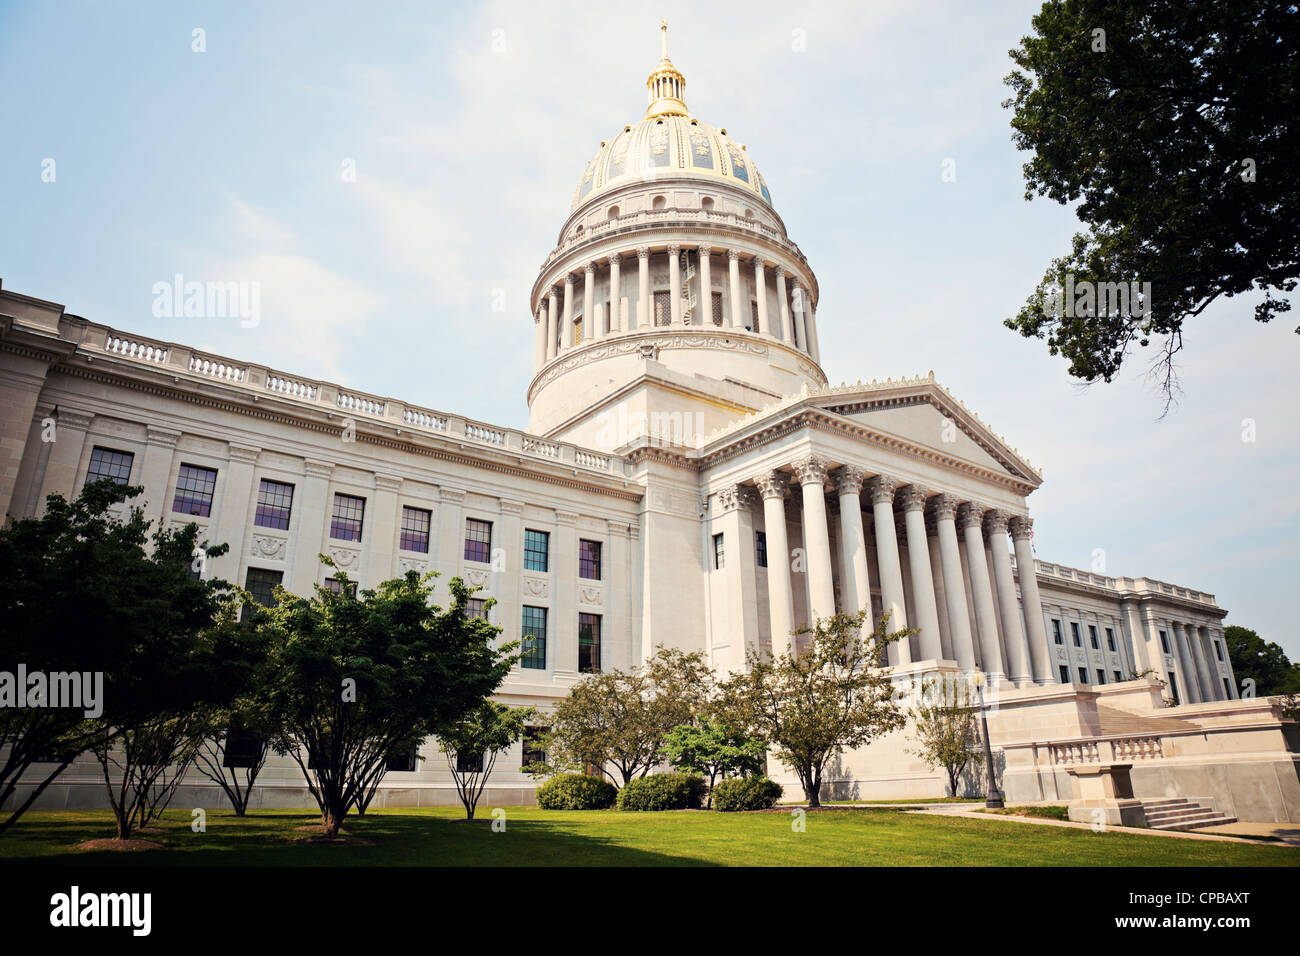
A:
[652,195,667,211]
[743,208,754,220]
[607,205,620,220]
[701,197,715,211]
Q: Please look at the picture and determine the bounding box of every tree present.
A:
[1002,0,1299,409]
[436,701,536,819]
[0,481,253,838]
[1224,625,1300,696]
[662,717,766,806]
[909,675,980,798]
[717,611,911,807]
[262,566,514,837]
[536,647,712,787]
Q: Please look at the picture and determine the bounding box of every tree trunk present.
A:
[322,804,346,837]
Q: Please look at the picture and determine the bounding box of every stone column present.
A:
[291,459,335,595]
[546,287,559,361]
[1009,515,1054,683]
[960,503,1004,679]
[432,485,465,607]
[792,281,810,353]
[868,475,911,665]
[636,247,651,328]
[554,510,579,677]
[794,456,835,625]
[901,485,943,662]
[986,510,1032,684]
[583,262,597,341]
[1197,626,1222,700]
[668,245,682,326]
[834,467,872,621]
[753,257,770,337]
[1185,620,1213,701]
[210,442,260,583]
[1171,622,1201,704]
[561,275,574,349]
[933,495,976,671]
[368,474,402,584]
[533,307,546,369]
[139,425,182,526]
[714,484,760,671]
[0,357,50,519]
[33,408,94,514]
[756,471,795,657]
[607,253,622,333]
[727,249,744,328]
[1121,599,1151,676]
[698,247,712,325]
[804,290,820,362]
[1213,627,1238,699]
[774,266,791,342]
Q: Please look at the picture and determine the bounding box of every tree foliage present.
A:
[662,717,766,806]
[1003,0,1299,408]
[436,700,536,819]
[1224,625,1300,696]
[909,675,980,798]
[717,611,911,807]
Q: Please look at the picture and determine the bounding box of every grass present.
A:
[0,806,1295,866]
[980,805,1072,821]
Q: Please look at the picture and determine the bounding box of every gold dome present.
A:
[571,21,773,212]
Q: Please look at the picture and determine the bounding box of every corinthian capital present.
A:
[715,483,756,514]
[636,246,651,260]
[900,484,931,512]
[1008,514,1034,541]
[607,252,621,265]
[791,455,829,487]
[727,248,743,262]
[585,261,597,276]
[753,470,788,500]
[834,465,867,496]
[957,502,987,530]
[930,493,961,522]
[983,509,1011,535]
[667,243,681,257]
[866,475,900,506]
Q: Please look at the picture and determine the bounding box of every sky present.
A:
[2,0,1296,656]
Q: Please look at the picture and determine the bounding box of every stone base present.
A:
[1067,798,1147,828]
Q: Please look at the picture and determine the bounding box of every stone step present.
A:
[1145,808,1222,824]
[1136,796,1236,831]
[1141,798,1195,809]
[1149,814,1237,832]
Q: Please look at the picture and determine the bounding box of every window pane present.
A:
[254,479,294,530]
[325,577,357,597]
[85,446,134,487]
[243,567,282,622]
[711,291,724,326]
[400,506,432,553]
[521,606,547,669]
[522,725,548,769]
[464,518,492,563]
[755,531,767,568]
[579,539,602,580]
[578,613,601,673]
[466,597,488,620]
[524,529,550,572]
[653,291,671,326]
[172,463,218,517]
[713,533,725,570]
[330,493,365,542]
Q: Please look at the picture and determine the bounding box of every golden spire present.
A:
[645,19,690,119]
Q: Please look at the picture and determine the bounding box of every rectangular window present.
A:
[1071,622,1081,647]
[1105,627,1116,652]
[1215,641,1224,662]
[399,506,432,553]
[325,577,357,597]
[1170,678,1181,706]
[222,730,263,769]
[455,750,484,773]
[712,532,725,570]
[243,567,282,622]
[579,539,602,580]
[465,597,487,620]
[1052,619,1063,645]
[172,463,218,517]
[1159,630,1171,654]
[330,493,365,542]
[386,746,418,773]
[1088,625,1099,650]
[522,726,547,769]
[573,314,583,345]
[1222,677,1231,697]
[1058,665,1070,684]
[578,613,601,673]
[254,479,294,530]
[521,606,547,669]
[464,518,492,563]
[711,291,724,326]
[750,300,760,332]
[755,530,768,568]
[85,446,134,487]
[1077,667,1088,684]
[1113,670,1123,682]
[524,529,550,572]
[653,291,671,326]
[1096,669,1106,685]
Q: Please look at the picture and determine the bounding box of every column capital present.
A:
[983,509,1011,535]
[304,458,336,480]
[900,484,931,512]
[584,261,597,276]
[227,442,262,464]
[549,285,561,299]
[636,246,651,260]
[1008,514,1034,541]
[563,275,574,289]
[753,256,766,270]
[727,248,743,262]
[930,493,961,521]
[437,485,467,504]
[667,243,681,256]
[957,501,987,529]
[775,265,787,280]
[696,244,712,257]
[791,455,829,488]
[499,498,525,516]
[753,470,789,500]
[374,474,403,493]
[833,465,867,495]
[606,252,621,265]
[716,483,757,514]
[555,510,579,526]
[866,474,900,506]
[145,425,182,448]
[53,407,95,431]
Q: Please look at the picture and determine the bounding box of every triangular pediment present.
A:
[832,400,1010,474]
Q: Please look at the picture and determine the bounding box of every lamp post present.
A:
[974,669,1004,809]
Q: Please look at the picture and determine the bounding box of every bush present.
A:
[615,772,707,811]
[535,773,617,810]
[711,776,783,812]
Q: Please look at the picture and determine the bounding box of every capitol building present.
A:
[2,27,1296,826]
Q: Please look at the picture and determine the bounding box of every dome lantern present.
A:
[645,19,690,119]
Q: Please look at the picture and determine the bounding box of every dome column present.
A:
[727,249,744,328]
[546,287,559,361]
[698,247,712,325]
[668,245,683,325]
[805,290,820,362]
[792,281,810,354]
[753,257,770,337]
[636,247,651,328]
[607,254,622,333]
[775,267,791,342]
[583,262,597,341]
[533,307,546,369]
[561,275,574,349]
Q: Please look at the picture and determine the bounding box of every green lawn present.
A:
[0,807,1295,866]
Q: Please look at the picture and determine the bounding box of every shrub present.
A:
[712,776,783,812]
[615,772,707,811]
[535,773,617,810]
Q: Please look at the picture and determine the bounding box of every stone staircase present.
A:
[1139,797,1236,831]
